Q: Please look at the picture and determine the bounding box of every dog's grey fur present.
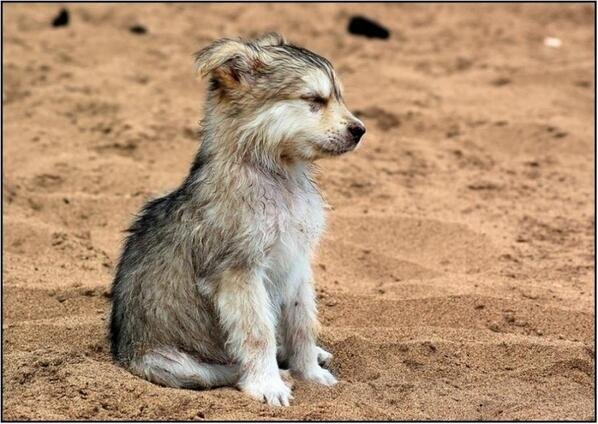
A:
[108,33,365,406]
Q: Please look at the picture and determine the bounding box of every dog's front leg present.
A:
[281,272,337,386]
[215,267,292,406]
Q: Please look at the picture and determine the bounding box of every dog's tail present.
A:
[130,347,238,389]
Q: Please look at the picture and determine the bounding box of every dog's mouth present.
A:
[317,140,357,156]
[322,147,352,156]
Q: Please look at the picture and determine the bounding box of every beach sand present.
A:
[2,3,595,420]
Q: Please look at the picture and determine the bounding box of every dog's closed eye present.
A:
[301,95,327,105]
[301,95,328,112]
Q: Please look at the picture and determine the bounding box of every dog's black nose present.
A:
[348,123,366,143]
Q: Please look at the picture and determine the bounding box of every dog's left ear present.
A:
[251,32,286,47]
[194,38,264,89]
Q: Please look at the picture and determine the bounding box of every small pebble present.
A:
[52,9,69,27]
[130,25,147,35]
[348,16,390,40]
[543,37,562,48]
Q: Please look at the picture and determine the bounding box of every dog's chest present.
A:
[265,185,325,276]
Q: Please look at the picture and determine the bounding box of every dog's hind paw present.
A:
[316,346,333,367]
[300,365,338,386]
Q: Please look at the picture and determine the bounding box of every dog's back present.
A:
[109,184,229,360]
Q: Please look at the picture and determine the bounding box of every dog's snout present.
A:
[347,123,366,143]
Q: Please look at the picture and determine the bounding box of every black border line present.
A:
[0,1,596,423]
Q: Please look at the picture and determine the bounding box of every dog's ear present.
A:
[194,38,263,88]
[251,32,286,47]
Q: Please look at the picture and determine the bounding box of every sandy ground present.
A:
[2,3,595,420]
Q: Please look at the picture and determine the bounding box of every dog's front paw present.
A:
[299,366,338,386]
[240,376,293,406]
[316,346,333,367]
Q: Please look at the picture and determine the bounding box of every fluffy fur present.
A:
[108,33,365,406]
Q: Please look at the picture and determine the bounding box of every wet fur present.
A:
[108,33,363,406]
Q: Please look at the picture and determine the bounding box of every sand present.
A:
[2,3,595,420]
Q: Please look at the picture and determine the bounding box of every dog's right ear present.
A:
[194,38,262,89]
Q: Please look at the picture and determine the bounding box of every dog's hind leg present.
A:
[130,347,238,389]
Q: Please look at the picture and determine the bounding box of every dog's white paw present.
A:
[300,366,338,386]
[316,346,333,367]
[241,376,293,406]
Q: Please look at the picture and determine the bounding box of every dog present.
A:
[108,33,365,406]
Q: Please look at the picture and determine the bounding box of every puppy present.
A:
[108,33,365,406]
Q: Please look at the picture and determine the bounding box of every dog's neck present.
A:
[185,125,316,199]
[198,116,313,178]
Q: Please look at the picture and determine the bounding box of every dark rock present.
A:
[348,16,389,40]
[52,9,69,28]
[129,25,147,35]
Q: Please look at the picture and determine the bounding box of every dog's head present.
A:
[195,33,365,163]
